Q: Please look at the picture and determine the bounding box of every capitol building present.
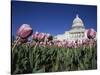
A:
[54,14,89,41]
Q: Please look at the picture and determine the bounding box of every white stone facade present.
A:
[54,14,89,41]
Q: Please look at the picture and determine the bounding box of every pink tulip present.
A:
[12,24,33,52]
[87,28,96,39]
[57,42,62,47]
[47,41,52,46]
[44,33,50,41]
[39,42,43,45]
[46,33,50,38]
[67,41,73,48]
[62,40,68,47]
[82,39,87,45]
[17,24,33,39]
[38,33,45,41]
[32,32,39,41]
[45,33,53,42]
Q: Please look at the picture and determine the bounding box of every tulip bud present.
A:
[38,33,45,41]
[17,24,33,39]
[87,28,96,39]
[45,33,53,42]
[32,32,39,42]
[67,41,73,48]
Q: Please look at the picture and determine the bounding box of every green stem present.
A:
[12,37,20,52]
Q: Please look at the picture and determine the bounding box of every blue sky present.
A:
[11,1,97,36]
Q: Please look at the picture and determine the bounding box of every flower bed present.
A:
[11,24,97,74]
[11,43,97,74]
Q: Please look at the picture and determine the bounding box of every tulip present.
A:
[17,24,33,39]
[62,40,68,47]
[57,42,62,47]
[38,33,45,41]
[32,32,39,42]
[47,41,52,46]
[67,41,73,48]
[45,33,53,42]
[87,28,96,39]
[39,42,44,46]
[12,24,33,52]
[48,36,53,42]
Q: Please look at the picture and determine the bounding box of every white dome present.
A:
[72,14,84,28]
[73,14,83,24]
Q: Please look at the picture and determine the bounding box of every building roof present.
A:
[72,14,84,28]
